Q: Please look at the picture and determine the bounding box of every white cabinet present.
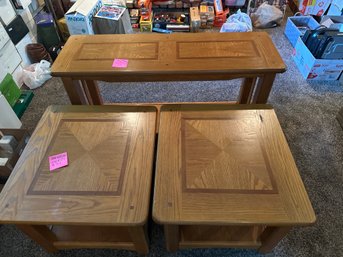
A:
[0,40,22,82]
[0,94,22,129]
[0,23,10,50]
[0,0,16,25]
[15,33,33,67]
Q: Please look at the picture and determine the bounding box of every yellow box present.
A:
[140,12,153,32]
[57,18,70,42]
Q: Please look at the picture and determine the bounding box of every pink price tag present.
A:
[49,152,68,171]
[112,58,128,68]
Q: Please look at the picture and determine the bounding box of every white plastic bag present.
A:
[220,9,252,33]
[22,60,52,89]
[250,2,283,28]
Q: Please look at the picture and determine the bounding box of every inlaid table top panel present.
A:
[51,33,285,78]
[153,105,315,226]
[0,106,157,225]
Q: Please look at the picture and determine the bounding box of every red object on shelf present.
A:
[214,9,229,27]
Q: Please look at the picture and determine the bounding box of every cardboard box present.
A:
[57,17,70,41]
[214,12,226,27]
[176,1,183,8]
[153,12,190,32]
[190,7,200,32]
[199,5,214,29]
[93,9,133,34]
[0,74,21,107]
[321,15,343,32]
[224,0,246,6]
[327,0,343,15]
[140,12,153,32]
[292,37,343,80]
[65,0,103,35]
[284,16,320,47]
[0,129,29,177]
[214,0,223,14]
[126,0,134,8]
[298,0,331,16]
[129,8,140,24]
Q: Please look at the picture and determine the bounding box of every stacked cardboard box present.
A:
[137,0,151,16]
[126,0,137,8]
[214,12,226,27]
[213,0,227,27]
[65,0,103,35]
[298,0,331,16]
[199,5,214,29]
[57,17,70,41]
[176,0,183,8]
[140,11,153,31]
[130,9,140,24]
[190,7,200,32]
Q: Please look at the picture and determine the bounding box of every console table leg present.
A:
[252,73,276,104]
[258,226,292,253]
[238,77,257,104]
[81,80,93,105]
[83,80,103,105]
[128,226,149,254]
[61,78,89,105]
[164,225,179,252]
[17,224,58,253]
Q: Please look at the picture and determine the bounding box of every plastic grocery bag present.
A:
[22,60,52,89]
[220,9,252,33]
[250,2,283,28]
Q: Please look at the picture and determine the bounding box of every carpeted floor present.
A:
[1,14,343,257]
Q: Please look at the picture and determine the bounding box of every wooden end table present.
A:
[0,105,157,254]
[153,104,316,253]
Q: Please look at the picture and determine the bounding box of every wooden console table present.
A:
[51,33,286,106]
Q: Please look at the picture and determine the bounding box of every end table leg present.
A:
[164,225,179,252]
[84,80,103,105]
[128,226,149,254]
[61,78,89,105]
[251,73,276,104]
[17,224,58,253]
[238,77,257,104]
[258,226,292,253]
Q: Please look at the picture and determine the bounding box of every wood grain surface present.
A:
[179,225,263,248]
[51,33,285,80]
[153,104,316,226]
[0,105,156,226]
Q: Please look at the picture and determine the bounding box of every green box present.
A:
[13,90,34,119]
[0,74,21,107]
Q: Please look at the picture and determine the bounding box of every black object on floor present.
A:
[5,15,29,45]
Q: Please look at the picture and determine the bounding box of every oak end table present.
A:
[153,104,316,253]
[0,105,157,254]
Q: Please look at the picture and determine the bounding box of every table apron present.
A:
[55,73,269,83]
